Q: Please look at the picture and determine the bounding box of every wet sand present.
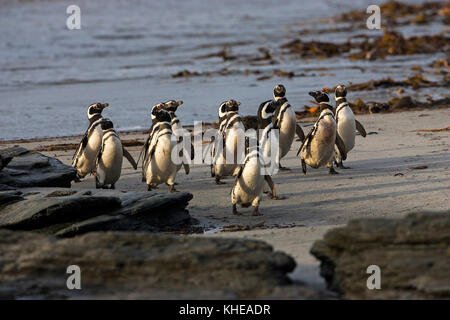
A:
[2,108,449,287]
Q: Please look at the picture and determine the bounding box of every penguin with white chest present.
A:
[297,91,347,175]
[334,85,366,169]
[257,85,305,170]
[210,101,228,183]
[231,136,279,216]
[162,100,192,176]
[72,102,109,179]
[211,100,246,184]
[95,119,136,189]
[142,107,179,192]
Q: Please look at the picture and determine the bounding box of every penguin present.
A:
[210,101,228,183]
[142,107,179,192]
[95,119,124,189]
[162,99,192,175]
[257,84,305,170]
[213,99,246,185]
[334,85,366,169]
[72,102,109,179]
[231,136,279,216]
[297,91,347,175]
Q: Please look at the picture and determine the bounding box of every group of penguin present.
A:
[71,84,366,216]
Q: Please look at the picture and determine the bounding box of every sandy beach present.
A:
[2,108,448,289]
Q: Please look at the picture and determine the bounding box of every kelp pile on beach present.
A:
[281,30,449,61]
[334,0,450,26]
[299,95,450,118]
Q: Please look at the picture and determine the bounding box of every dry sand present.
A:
[3,109,449,288]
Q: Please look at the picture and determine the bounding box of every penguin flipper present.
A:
[296,129,313,157]
[355,120,367,137]
[264,175,277,198]
[231,165,243,192]
[137,135,151,167]
[123,147,138,170]
[335,134,347,161]
[295,124,305,142]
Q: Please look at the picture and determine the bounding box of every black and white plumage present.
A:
[257,84,305,171]
[72,102,109,179]
[211,100,245,185]
[333,85,366,169]
[95,119,123,189]
[162,99,192,175]
[231,136,279,216]
[297,91,347,175]
[141,107,178,192]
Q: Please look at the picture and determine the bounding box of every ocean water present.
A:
[0,0,447,140]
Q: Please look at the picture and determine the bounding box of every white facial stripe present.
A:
[261,102,272,119]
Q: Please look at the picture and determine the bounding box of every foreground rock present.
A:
[311,212,450,299]
[0,230,299,299]
[0,146,76,190]
[0,188,193,236]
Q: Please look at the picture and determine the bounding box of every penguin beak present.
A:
[237,102,241,106]
[101,103,109,109]
[177,100,183,107]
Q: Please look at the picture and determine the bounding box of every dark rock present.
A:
[0,147,76,189]
[310,212,450,299]
[0,155,13,171]
[0,188,193,236]
[0,229,297,299]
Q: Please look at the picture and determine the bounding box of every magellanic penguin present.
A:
[95,119,124,189]
[334,85,366,169]
[231,136,279,216]
[257,84,305,170]
[142,107,179,192]
[213,99,246,185]
[162,100,193,175]
[72,102,109,179]
[210,101,229,183]
[297,91,347,175]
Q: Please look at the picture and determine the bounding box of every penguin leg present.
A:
[169,184,178,193]
[95,176,102,189]
[110,184,115,190]
[279,163,291,171]
[337,160,352,169]
[301,159,307,175]
[232,204,241,216]
[264,176,286,200]
[252,206,263,216]
[215,176,226,185]
[328,163,339,175]
[146,184,152,192]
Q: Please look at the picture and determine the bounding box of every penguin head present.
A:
[163,100,183,113]
[100,118,114,131]
[218,101,228,122]
[87,102,109,120]
[225,99,240,113]
[151,103,166,122]
[152,107,171,123]
[308,91,329,103]
[334,85,347,99]
[273,84,286,99]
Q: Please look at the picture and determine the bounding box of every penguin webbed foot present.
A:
[252,206,263,216]
[337,161,351,169]
[265,192,287,200]
[110,184,115,190]
[232,204,241,216]
[279,163,291,171]
[169,185,178,193]
[215,177,226,185]
[146,184,152,192]
[329,167,339,175]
